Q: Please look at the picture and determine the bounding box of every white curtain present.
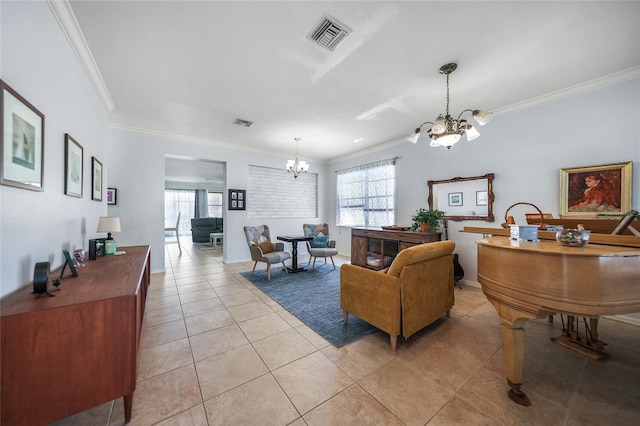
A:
[336,158,396,227]
[164,189,195,235]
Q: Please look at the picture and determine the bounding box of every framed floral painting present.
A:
[560,162,632,215]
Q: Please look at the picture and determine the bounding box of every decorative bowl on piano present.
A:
[556,229,591,247]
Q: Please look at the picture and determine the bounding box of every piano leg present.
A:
[489,299,536,406]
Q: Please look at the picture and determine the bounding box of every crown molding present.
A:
[48,0,115,111]
[327,67,640,164]
[493,66,640,116]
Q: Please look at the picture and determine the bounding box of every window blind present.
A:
[336,158,396,227]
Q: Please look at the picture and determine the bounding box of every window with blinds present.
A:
[336,158,396,227]
[247,165,318,218]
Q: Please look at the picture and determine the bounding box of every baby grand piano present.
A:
[467,227,640,407]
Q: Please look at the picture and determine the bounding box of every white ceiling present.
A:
[65,1,639,166]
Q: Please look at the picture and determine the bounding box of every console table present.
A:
[1,245,151,425]
[351,228,441,270]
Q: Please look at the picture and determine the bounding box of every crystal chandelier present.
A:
[286,138,309,179]
[407,63,493,149]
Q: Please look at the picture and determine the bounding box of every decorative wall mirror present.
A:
[428,173,495,222]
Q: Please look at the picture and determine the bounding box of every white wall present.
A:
[328,78,640,297]
[1,1,638,306]
[106,128,326,272]
[1,1,108,297]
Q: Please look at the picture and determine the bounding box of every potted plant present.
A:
[411,208,445,232]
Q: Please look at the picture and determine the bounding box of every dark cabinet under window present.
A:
[351,228,441,270]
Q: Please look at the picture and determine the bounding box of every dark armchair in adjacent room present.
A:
[340,240,455,351]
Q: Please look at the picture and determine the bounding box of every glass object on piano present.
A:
[556,228,591,247]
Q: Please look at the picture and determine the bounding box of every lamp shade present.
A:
[431,117,447,134]
[436,133,461,147]
[407,132,420,144]
[472,110,493,126]
[466,125,480,141]
[97,217,121,234]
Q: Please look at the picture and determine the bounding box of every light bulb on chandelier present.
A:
[407,63,493,149]
[286,137,309,179]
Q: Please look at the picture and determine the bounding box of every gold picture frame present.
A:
[559,161,632,216]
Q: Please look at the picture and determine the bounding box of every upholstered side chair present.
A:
[303,223,339,270]
[243,225,290,280]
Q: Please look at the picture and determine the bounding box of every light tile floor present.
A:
[53,241,640,425]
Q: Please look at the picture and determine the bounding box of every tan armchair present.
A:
[243,225,290,280]
[340,240,455,351]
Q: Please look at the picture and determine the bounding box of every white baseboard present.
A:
[603,315,640,327]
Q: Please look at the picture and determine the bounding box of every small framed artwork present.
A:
[560,161,632,215]
[107,187,117,205]
[476,190,488,206]
[448,192,463,206]
[229,189,246,210]
[91,156,102,201]
[1,80,45,191]
[64,134,83,197]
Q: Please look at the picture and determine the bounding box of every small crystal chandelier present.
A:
[286,138,309,179]
[407,63,493,149]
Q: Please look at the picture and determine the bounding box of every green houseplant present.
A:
[411,208,445,232]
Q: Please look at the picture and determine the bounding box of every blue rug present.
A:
[240,264,377,347]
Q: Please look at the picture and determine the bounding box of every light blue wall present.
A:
[1,1,638,300]
[328,79,640,287]
[1,1,108,296]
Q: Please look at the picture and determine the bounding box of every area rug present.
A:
[240,264,377,347]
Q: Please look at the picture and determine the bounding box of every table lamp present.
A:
[97,217,121,255]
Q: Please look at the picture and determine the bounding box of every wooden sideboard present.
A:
[1,245,151,425]
[351,228,441,270]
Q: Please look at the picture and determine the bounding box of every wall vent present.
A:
[233,118,254,127]
[307,15,351,52]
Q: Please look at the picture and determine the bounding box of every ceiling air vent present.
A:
[307,15,351,52]
[233,118,253,127]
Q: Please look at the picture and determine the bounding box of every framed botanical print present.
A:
[91,156,102,201]
[1,80,45,191]
[64,134,83,197]
[560,161,632,215]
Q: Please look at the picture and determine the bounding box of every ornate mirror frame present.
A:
[428,173,495,222]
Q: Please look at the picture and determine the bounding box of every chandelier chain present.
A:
[445,73,450,117]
